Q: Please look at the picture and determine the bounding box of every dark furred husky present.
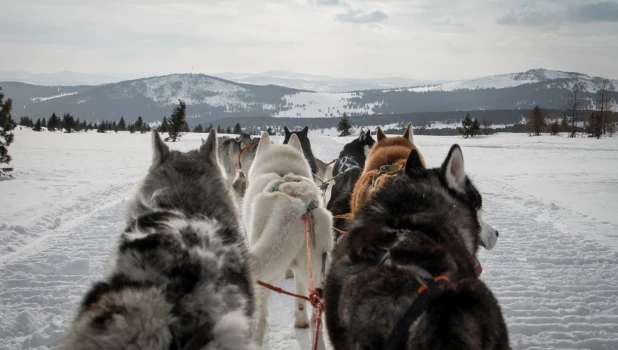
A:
[327,129,375,241]
[324,145,509,350]
[283,126,333,182]
[59,130,254,350]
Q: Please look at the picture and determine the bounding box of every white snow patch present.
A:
[30,92,78,103]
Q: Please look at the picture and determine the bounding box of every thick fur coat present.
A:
[324,145,509,350]
[350,123,426,214]
[59,130,254,350]
[243,132,333,349]
[327,129,376,241]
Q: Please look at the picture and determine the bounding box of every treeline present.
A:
[18,114,153,134]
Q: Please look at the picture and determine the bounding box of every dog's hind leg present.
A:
[294,276,309,328]
[251,282,271,347]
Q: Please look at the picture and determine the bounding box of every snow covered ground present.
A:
[1,129,618,349]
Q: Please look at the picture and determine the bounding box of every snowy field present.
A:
[1,129,618,349]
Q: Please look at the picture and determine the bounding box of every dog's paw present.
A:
[294,315,310,329]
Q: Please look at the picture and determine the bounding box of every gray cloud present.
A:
[335,8,388,23]
[496,5,558,26]
[570,1,618,22]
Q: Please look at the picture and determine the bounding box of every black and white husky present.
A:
[324,145,508,350]
[327,129,375,240]
[59,130,254,350]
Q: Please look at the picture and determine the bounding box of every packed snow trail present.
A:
[1,130,618,349]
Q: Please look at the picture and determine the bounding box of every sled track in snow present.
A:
[478,178,618,349]
[0,197,127,349]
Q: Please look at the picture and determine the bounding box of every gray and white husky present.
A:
[216,133,254,186]
[242,132,333,349]
[59,130,255,350]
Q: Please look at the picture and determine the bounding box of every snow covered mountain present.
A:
[407,69,613,93]
[213,70,439,93]
[1,69,616,125]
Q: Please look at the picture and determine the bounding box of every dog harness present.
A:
[348,247,451,350]
[371,164,404,187]
[336,155,361,175]
[236,139,258,172]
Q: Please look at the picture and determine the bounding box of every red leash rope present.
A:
[236,143,256,172]
[317,159,336,169]
[331,226,348,236]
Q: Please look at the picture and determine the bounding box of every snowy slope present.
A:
[409,68,617,93]
[2,129,618,349]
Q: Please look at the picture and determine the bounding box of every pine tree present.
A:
[118,116,126,131]
[337,113,353,137]
[525,106,545,136]
[267,127,274,136]
[47,113,58,131]
[1,87,16,170]
[33,119,42,132]
[217,125,222,133]
[19,117,33,127]
[134,116,144,131]
[62,113,75,133]
[471,118,481,136]
[193,124,204,133]
[128,123,135,134]
[42,118,46,128]
[206,124,213,132]
[168,99,187,142]
[158,117,169,132]
[550,118,560,136]
[458,113,474,138]
[140,123,150,134]
[226,126,232,134]
[97,123,107,133]
[233,123,242,134]
[560,115,569,132]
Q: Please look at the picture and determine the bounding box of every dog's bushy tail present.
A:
[205,311,255,350]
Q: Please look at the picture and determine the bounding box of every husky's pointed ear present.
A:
[257,132,271,155]
[442,144,467,193]
[288,133,303,153]
[284,127,291,136]
[366,128,371,136]
[358,129,366,141]
[377,126,386,141]
[199,129,218,164]
[405,149,424,175]
[152,130,169,164]
[302,126,309,135]
[402,122,414,143]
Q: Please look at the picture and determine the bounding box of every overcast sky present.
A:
[2,0,618,80]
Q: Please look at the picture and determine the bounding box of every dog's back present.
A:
[350,123,425,214]
[60,130,254,350]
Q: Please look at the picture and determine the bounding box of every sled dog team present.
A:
[59,124,509,350]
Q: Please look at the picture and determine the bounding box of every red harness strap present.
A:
[236,143,256,172]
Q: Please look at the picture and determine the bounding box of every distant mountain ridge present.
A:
[0,69,616,126]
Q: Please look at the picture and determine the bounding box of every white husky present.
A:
[243,132,333,349]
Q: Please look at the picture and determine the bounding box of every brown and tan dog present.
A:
[350,123,425,214]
